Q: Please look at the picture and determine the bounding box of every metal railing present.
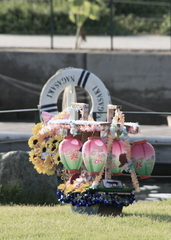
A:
[108,0,171,51]
[0,108,171,121]
[0,108,171,151]
[93,111,171,121]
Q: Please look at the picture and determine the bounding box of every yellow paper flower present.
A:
[58,181,93,194]
[29,149,38,163]
[46,137,54,146]
[34,157,44,166]
[53,135,63,146]
[45,169,56,176]
[32,122,43,135]
[38,142,48,155]
[65,184,75,194]
[44,156,54,170]
[58,184,66,191]
[50,135,63,144]
[46,143,57,153]
[46,135,63,153]
[53,152,61,165]
[51,109,70,120]
[33,157,45,174]
[28,135,41,148]
[34,164,46,174]
[75,182,92,193]
[49,135,63,147]
[28,115,64,176]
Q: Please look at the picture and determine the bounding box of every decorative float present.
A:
[28,103,155,216]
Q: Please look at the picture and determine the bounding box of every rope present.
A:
[6,81,40,95]
[111,95,154,112]
[0,72,159,112]
[0,73,42,89]
[0,73,42,95]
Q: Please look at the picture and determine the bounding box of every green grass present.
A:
[0,199,171,240]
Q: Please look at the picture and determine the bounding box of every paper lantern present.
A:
[82,136,107,176]
[131,140,155,179]
[111,139,125,176]
[59,135,83,174]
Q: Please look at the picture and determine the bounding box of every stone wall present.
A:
[0,151,58,202]
[0,50,171,124]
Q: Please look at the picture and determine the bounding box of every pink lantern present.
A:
[82,136,107,176]
[59,135,83,174]
[131,140,155,179]
[111,139,125,176]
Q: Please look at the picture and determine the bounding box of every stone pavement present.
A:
[0,34,171,51]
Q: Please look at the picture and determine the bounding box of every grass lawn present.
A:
[0,199,171,240]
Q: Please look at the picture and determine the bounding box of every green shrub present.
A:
[0,183,22,204]
[0,0,170,35]
[114,14,162,35]
[160,14,171,35]
[114,0,169,16]
[0,183,58,205]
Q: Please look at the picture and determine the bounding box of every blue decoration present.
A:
[56,190,135,207]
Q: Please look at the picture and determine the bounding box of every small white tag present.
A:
[102,180,122,188]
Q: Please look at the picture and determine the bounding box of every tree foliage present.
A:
[0,0,170,38]
[68,0,104,48]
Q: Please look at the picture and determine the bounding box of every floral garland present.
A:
[58,170,93,194]
[107,108,140,193]
[57,189,135,207]
[28,121,63,176]
[124,138,140,193]
[58,181,93,194]
[92,167,105,189]
[105,133,114,179]
[51,109,70,121]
